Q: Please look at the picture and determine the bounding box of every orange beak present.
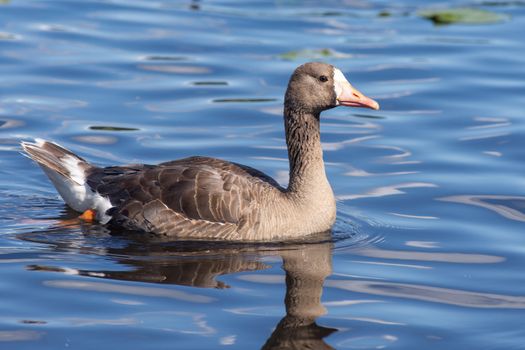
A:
[333,68,379,110]
[337,84,380,110]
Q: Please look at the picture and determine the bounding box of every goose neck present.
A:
[284,107,327,193]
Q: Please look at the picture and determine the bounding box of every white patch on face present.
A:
[333,68,350,105]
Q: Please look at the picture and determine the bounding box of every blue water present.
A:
[1,0,525,349]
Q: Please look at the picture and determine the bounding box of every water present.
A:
[1,0,524,348]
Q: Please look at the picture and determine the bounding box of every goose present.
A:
[21,62,379,241]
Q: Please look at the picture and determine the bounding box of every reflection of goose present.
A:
[21,62,378,241]
[262,244,336,350]
[31,239,271,289]
[25,228,336,348]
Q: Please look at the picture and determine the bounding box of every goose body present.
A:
[21,62,379,241]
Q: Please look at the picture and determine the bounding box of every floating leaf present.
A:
[89,126,139,132]
[278,48,352,61]
[419,8,507,25]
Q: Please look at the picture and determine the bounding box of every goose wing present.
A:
[87,156,282,238]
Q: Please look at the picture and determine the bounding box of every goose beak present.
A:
[337,84,380,110]
[334,69,379,110]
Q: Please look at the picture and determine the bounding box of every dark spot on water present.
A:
[143,56,187,61]
[193,81,228,86]
[320,11,343,16]
[139,64,210,74]
[213,98,277,103]
[20,320,47,325]
[190,0,200,10]
[378,10,392,17]
[89,126,139,132]
[352,113,385,119]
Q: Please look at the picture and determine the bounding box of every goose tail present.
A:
[21,139,112,221]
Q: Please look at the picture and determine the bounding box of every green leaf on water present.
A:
[419,8,507,25]
[278,48,352,61]
[89,126,139,132]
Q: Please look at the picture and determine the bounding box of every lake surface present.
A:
[1,0,525,349]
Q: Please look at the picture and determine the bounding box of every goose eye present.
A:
[319,75,328,83]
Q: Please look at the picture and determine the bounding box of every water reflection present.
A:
[262,243,336,350]
[21,222,337,349]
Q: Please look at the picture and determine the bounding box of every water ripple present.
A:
[351,246,504,264]
[326,279,525,309]
[337,182,437,201]
[43,280,214,303]
[439,195,525,222]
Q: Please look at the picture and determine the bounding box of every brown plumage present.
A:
[86,157,283,240]
[21,62,379,241]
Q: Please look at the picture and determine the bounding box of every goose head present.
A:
[284,62,379,114]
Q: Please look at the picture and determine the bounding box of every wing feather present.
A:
[87,156,283,237]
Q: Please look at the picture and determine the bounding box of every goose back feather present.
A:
[87,157,284,239]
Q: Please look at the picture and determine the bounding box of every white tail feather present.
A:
[21,139,113,223]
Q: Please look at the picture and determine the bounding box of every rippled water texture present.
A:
[1,0,525,349]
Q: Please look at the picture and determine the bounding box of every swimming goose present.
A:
[21,62,379,241]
